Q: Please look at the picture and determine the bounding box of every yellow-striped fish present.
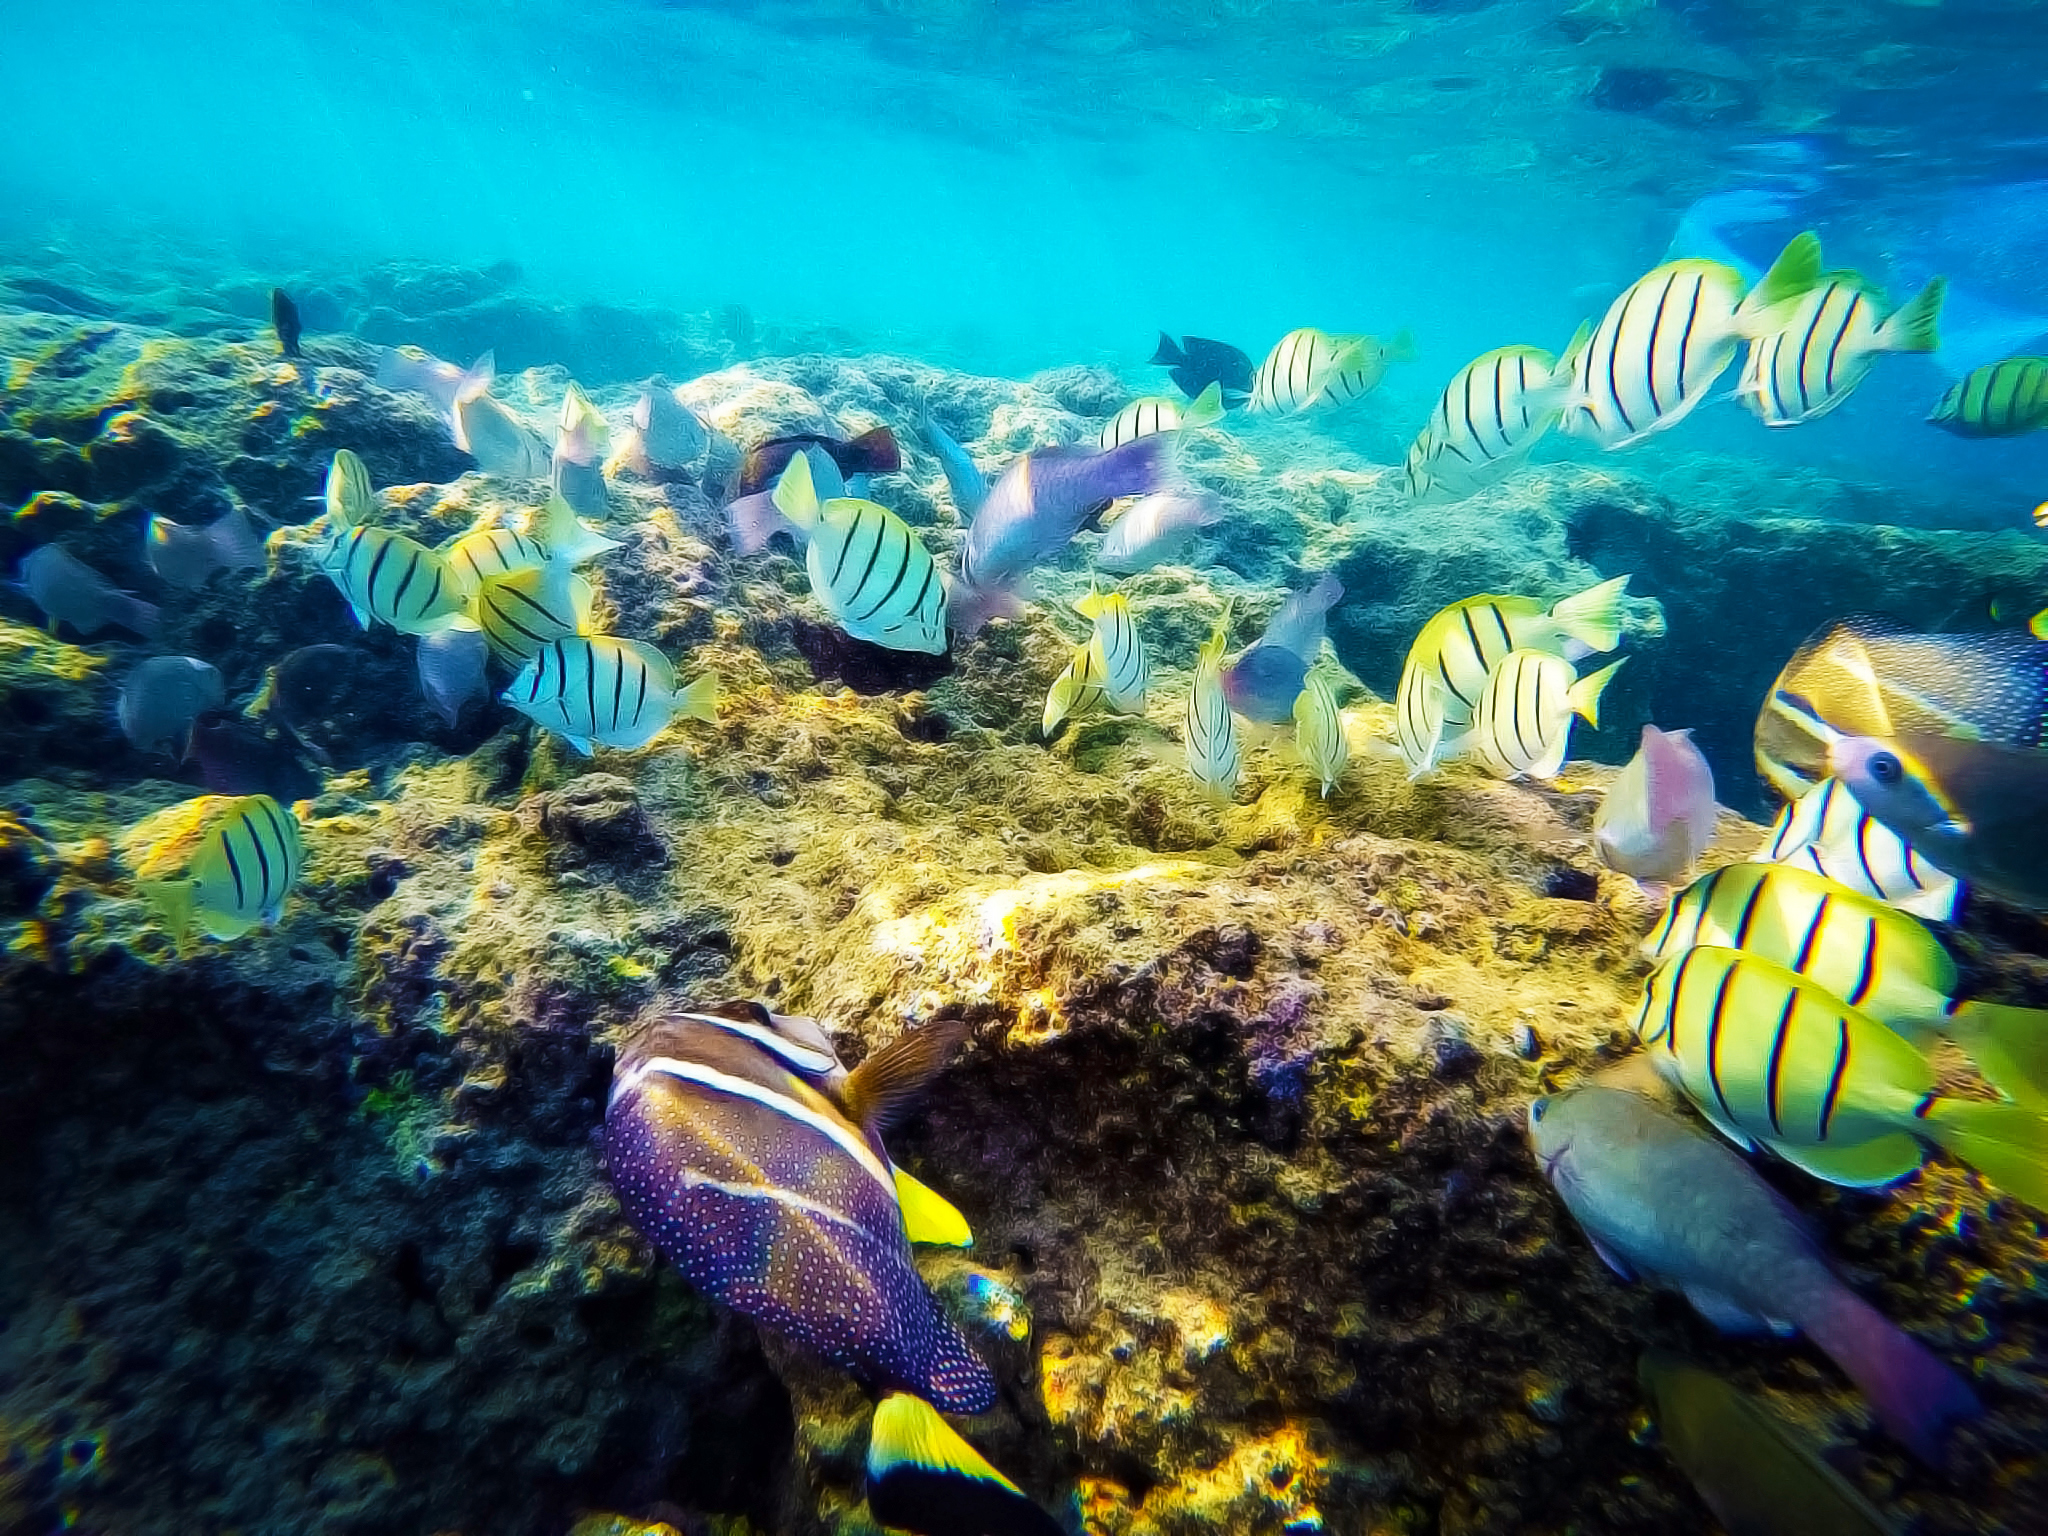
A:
[502,635,718,755]
[1395,576,1630,777]
[1635,944,2048,1208]
[442,525,549,591]
[1739,273,1943,427]
[1096,381,1223,449]
[470,561,596,666]
[312,523,471,635]
[1403,334,1582,503]
[1248,328,1412,415]
[1561,233,1821,449]
[1928,356,2048,438]
[1753,777,1959,922]
[771,453,946,654]
[1042,586,1148,734]
[135,793,306,943]
[325,448,375,526]
[1291,672,1348,798]
[1463,651,1622,782]
[1184,609,1241,800]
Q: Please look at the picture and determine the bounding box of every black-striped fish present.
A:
[469,561,595,666]
[1646,861,2048,1108]
[772,453,948,654]
[1248,327,1411,415]
[605,1002,995,1411]
[1634,944,2048,1207]
[1753,777,1959,922]
[502,635,717,754]
[1928,355,2048,438]
[1561,232,1821,449]
[441,525,549,592]
[1096,381,1223,449]
[132,792,305,943]
[1403,335,1581,503]
[1291,672,1348,799]
[311,524,470,635]
[1185,608,1241,800]
[1739,273,1944,427]
[1042,586,1146,734]
[866,1393,1064,1536]
[1463,650,1622,782]
[1395,575,1630,778]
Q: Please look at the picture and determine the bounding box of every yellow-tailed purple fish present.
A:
[605,1002,995,1411]
[129,792,306,944]
[1528,1083,1978,1462]
[1462,651,1623,782]
[866,1392,1063,1536]
[1594,724,1716,885]
[771,452,948,654]
[1220,574,1343,725]
[503,635,716,755]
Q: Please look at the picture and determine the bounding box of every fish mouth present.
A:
[1539,1140,1572,1182]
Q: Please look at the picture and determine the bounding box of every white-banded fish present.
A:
[1096,381,1223,449]
[1292,672,1348,798]
[470,562,595,666]
[1464,651,1622,782]
[325,448,376,526]
[1635,945,2048,1209]
[1185,610,1241,800]
[311,522,470,635]
[1042,586,1148,734]
[1740,273,1944,427]
[1248,327,1410,415]
[1928,356,2048,438]
[1754,777,1959,922]
[772,453,947,654]
[503,635,716,755]
[133,792,306,944]
[1395,575,1630,777]
[1561,233,1821,449]
[1404,336,1581,503]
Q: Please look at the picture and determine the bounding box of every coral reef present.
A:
[2,288,2044,1536]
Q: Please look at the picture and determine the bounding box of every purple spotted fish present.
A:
[606,1002,995,1413]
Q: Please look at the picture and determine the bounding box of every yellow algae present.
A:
[117,795,235,881]
[0,619,106,684]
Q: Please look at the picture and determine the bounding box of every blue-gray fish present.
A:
[1221,574,1343,724]
[1096,490,1222,574]
[605,1002,996,1412]
[952,434,1174,636]
[145,506,266,588]
[610,376,710,478]
[416,626,490,727]
[551,381,610,518]
[119,655,226,757]
[19,544,161,640]
[450,353,552,478]
[1528,1083,1978,1461]
[916,400,989,521]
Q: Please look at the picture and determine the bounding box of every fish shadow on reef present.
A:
[789,617,953,696]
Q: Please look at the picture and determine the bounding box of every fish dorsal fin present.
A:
[842,1019,968,1135]
[893,1165,974,1246]
[1554,318,1594,380]
[1739,231,1825,327]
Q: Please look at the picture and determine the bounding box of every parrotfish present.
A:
[1150,332,1255,407]
[915,402,989,520]
[1220,574,1343,724]
[952,434,1175,637]
[738,427,901,498]
[19,545,161,640]
[1528,1083,1979,1461]
[146,506,267,589]
[416,626,490,728]
[1594,724,1716,885]
[503,636,717,755]
[605,1002,997,1412]
[551,381,610,518]
[119,655,225,757]
[1095,489,1222,574]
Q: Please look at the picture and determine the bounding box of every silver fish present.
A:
[20,545,161,639]
[1097,490,1223,574]
[145,507,266,589]
[119,656,225,756]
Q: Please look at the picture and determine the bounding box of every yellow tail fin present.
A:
[1880,276,1946,354]
[674,671,720,724]
[1946,1002,2048,1112]
[1925,1098,2048,1213]
[1181,380,1225,430]
[1568,658,1627,727]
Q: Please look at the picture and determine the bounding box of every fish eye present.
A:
[1530,1097,1548,1123]
[1867,751,1903,786]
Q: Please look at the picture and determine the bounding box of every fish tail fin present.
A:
[1801,1289,1980,1462]
[1148,331,1184,366]
[1923,1097,2048,1212]
[893,1167,975,1247]
[1941,1002,2048,1111]
[1383,328,1418,364]
[673,670,719,724]
[1568,658,1626,727]
[770,452,823,534]
[1879,276,1946,354]
[846,424,903,475]
[1042,666,1082,736]
[1197,600,1234,669]
[535,492,622,566]
[1182,380,1226,430]
[211,506,268,570]
[140,877,199,950]
[844,1018,968,1134]
[1737,231,1825,331]
[455,350,496,405]
[1550,573,1631,654]
[866,1395,1058,1536]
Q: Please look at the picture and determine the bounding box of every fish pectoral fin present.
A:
[1586,1235,1636,1281]
[348,601,373,630]
[893,1165,974,1247]
[1680,1284,1780,1336]
[1770,1133,1925,1190]
[844,1018,969,1135]
[562,734,596,757]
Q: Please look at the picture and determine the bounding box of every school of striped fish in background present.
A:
[10,223,2048,1535]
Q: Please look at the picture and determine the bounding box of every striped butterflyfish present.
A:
[1462,650,1623,782]
[1184,607,1242,801]
[1928,355,2048,438]
[1394,575,1630,778]
[605,1002,996,1413]
[1042,585,1147,735]
[771,453,948,654]
[1647,860,2048,1108]
[502,635,717,755]
[1403,335,1581,503]
[1634,944,2048,1207]
[1752,777,1959,922]
[1292,671,1348,799]
[1560,232,1822,450]
[1738,273,1944,428]
[1096,381,1224,449]
[1248,327,1412,415]
[131,792,306,944]
[470,561,596,666]
[866,1393,1063,1536]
